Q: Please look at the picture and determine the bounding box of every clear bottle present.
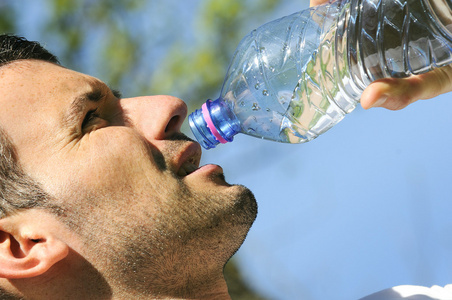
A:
[189,0,452,149]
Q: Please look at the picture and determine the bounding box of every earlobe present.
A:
[0,221,69,279]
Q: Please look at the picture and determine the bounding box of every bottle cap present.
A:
[188,98,240,149]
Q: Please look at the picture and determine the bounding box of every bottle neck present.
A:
[188,98,241,149]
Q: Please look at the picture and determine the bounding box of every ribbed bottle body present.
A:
[189,0,452,148]
[218,2,343,143]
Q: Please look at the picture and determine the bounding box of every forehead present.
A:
[0,59,98,106]
[0,60,101,161]
[0,59,97,124]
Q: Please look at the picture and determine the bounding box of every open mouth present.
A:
[176,156,199,176]
[175,142,202,177]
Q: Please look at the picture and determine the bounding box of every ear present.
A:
[0,211,69,279]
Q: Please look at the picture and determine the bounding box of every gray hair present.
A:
[0,128,59,218]
[0,34,61,218]
[0,36,64,300]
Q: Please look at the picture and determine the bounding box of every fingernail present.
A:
[371,96,387,108]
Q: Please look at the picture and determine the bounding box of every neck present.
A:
[1,263,232,300]
[110,274,231,300]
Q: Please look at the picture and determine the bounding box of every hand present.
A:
[360,66,452,110]
[310,0,329,6]
[310,0,452,110]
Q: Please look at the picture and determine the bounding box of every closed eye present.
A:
[82,108,100,129]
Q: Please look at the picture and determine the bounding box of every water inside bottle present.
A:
[214,3,360,145]
[254,20,347,143]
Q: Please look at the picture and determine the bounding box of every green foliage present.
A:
[0,3,16,33]
[149,44,224,103]
[44,0,144,89]
[224,258,268,300]
[149,0,283,107]
[1,0,285,105]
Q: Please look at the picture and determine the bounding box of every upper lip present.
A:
[175,141,202,177]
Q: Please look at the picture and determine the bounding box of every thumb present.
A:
[360,65,452,110]
[310,0,329,7]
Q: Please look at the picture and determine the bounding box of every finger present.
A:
[310,0,329,7]
[360,65,452,110]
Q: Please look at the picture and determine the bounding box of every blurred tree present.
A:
[0,2,15,33]
[0,0,290,298]
[149,0,282,107]
[45,0,143,88]
[224,257,268,300]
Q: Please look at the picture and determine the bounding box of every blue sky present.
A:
[196,1,452,298]
[207,93,452,299]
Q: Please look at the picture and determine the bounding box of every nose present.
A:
[119,95,187,141]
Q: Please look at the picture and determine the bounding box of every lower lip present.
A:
[184,164,231,186]
[190,164,223,176]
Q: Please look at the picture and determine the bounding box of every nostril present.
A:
[165,115,181,133]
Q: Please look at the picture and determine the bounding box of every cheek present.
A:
[81,128,163,187]
[42,128,165,200]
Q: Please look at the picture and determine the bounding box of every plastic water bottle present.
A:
[189,0,452,149]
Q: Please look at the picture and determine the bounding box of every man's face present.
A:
[0,60,256,292]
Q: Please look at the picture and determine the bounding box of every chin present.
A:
[233,184,258,225]
[220,185,258,261]
[215,183,258,239]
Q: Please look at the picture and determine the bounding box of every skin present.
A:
[0,59,257,299]
[310,0,452,110]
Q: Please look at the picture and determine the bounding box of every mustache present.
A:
[167,132,195,142]
[152,132,198,171]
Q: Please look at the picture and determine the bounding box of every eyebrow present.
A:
[111,89,122,99]
[63,84,122,129]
